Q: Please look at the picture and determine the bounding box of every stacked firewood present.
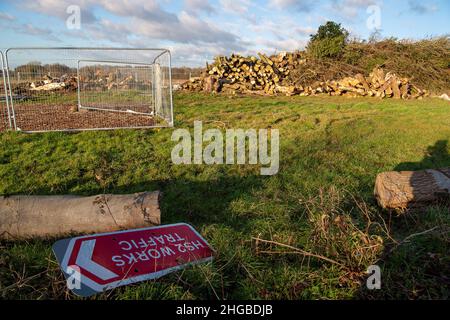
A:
[299,68,427,99]
[182,52,427,99]
[183,52,306,95]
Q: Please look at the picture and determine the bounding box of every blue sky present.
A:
[0,0,448,66]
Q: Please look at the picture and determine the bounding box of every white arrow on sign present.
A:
[75,240,118,281]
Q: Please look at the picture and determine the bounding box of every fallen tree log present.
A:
[0,191,161,239]
[374,168,450,210]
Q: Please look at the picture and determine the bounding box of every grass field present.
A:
[0,93,449,300]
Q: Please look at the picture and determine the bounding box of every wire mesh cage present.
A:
[4,48,173,132]
[0,51,12,131]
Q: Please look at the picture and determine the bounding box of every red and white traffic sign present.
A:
[53,223,214,297]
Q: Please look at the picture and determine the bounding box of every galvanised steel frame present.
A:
[0,50,12,130]
[2,47,173,132]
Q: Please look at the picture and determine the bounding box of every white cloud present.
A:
[6,0,391,66]
[268,0,315,12]
[220,0,250,15]
[17,23,60,41]
[408,0,438,14]
[249,18,314,40]
[184,0,216,15]
[254,37,308,52]
[6,0,316,65]
[127,10,242,47]
[18,0,98,23]
[169,42,235,65]
[15,0,242,48]
[0,12,15,21]
[294,26,316,35]
[330,0,381,19]
[2,0,245,64]
[98,0,178,23]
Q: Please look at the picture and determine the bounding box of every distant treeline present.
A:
[171,67,204,79]
[10,62,204,81]
[14,63,75,77]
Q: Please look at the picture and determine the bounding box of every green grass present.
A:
[13,90,152,107]
[0,93,449,300]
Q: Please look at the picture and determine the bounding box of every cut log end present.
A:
[374,168,450,210]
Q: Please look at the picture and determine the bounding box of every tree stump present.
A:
[374,168,450,209]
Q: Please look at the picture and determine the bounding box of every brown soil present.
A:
[1,104,156,132]
[1,102,10,131]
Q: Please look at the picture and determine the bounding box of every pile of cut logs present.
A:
[31,74,78,91]
[304,68,427,99]
[12,70,152,96]
[13,74,78,95]
[183,52,306,95]
[79,70,151,91]
[182,52,427,99]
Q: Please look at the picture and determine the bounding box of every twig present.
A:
[387,226,446,255]
[98,194,121,229]
[204,120,227,129]
[252,237,345,268]
[240,262,263,284]
[401,226,440,243]
[196,263,220,300]
[0,270,48,293]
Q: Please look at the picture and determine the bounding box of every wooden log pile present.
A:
[13,70,152,95]
[30,74,78,92]
[305,68,427,99]
[13,73,78,95]
[182,52,427,99]
[79,70,151,92]
[182,52,306,95]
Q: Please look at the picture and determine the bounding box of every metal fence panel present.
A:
[78,59,154,115]
[5,48,173,132]
[0,51,11,131]
[154,50,173,126]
